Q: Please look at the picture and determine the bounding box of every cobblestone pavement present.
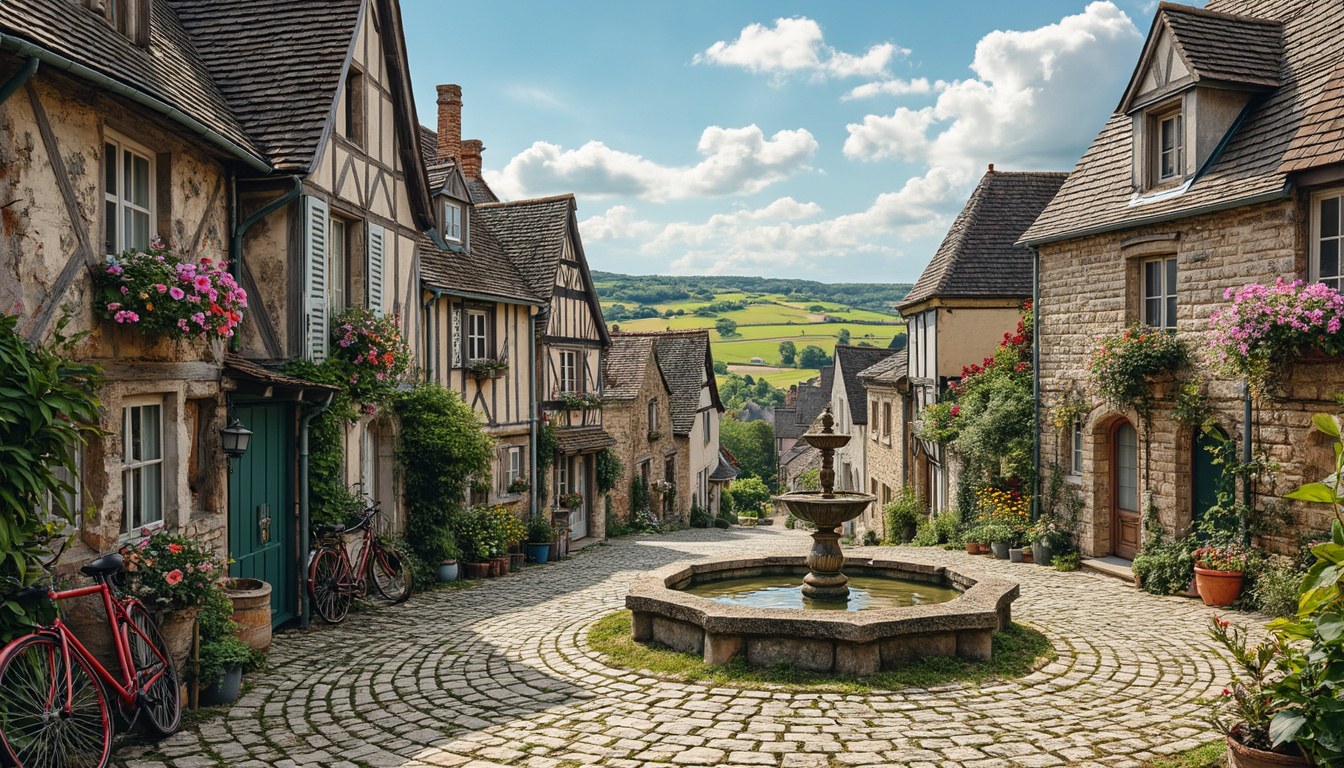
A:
[115,525,1247,768]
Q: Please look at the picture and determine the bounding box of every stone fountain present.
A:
[771,407,877,601]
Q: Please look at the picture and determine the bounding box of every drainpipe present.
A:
[529,309,539,517]
[1031,246,1042,521]
[298,392,334,629]
[229,175,303,351]
[0,56,38,105]
[1242,378,1253,542]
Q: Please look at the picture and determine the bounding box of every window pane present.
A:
[1166,258,1178,298]
[1166,296,1177,329]
[1117,423,1139,511]
[106,200,117,255]
[141,405,161,460]
[127,406,141,463]
[123,150,132,200]
[141,462,161,525]
[1321,239,1340,281]
[132,210,150,252]
[329,220,346,312]
[124,468,139,531]
[1144,260,1160,299]
[105,143,117,195]
[1145,297,1162,326]
[132,154,150,208]
[1322,197,1340,239]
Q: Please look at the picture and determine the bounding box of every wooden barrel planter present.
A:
[155,607,201,673]
[223,578,272,655]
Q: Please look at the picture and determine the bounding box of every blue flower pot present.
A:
[527,543,551,564]
[437,562,459,582]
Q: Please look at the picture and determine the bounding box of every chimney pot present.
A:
[435,84,462,163]
[461,139,485,181]
[988,163,995,172]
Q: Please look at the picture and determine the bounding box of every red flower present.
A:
[165,569,183,585]
[168,543,182,554]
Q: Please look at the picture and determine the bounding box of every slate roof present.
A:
[602,335,669,401]
[1280,60,1344,173]
[555,427,616,454]
[418,208,544,305]
[166,0,362,171]
[1022,0,1344,246]
[474,195,575,299]
[899,171,1066,310]
[858,351,908,386]
[223,354,340,392]
[834,346,896,425]
[2,0,264,165]
[775,380,829,442]
[709,448,740,482]
[615,330,722,436]
[419,125,500,204]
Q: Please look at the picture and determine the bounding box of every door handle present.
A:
[258,502,271,544]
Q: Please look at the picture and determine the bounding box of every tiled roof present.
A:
[223,354,340,392]
[858,351,908,386]
[775,380,829,441]
[602,335,668,401]
[167,0,363,171]
[1022,0,1344,245]
[899,171,1066,309]
[555,426,615,454]
[1280,60,1344,173]
[419,125,499,204]
[1158,4,1282,88]
[474,195,574,299]
[2,0,263,164]
[419,209,544,305]
[709,449,739,482]
[834,346,896,425]
[818,366,834,394]
[615,330,721,436]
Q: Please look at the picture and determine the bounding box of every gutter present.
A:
[298,392,335,629]
[423,285,546,308]
[229,175,303,351]
[0,34,270,173]
[529,309,539,517]
[0,55,37,104]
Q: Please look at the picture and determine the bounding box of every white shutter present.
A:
[366,222,385,315]
[304,196,329,362]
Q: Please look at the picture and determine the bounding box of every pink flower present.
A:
[120,286,129,295]
[154,284,167,293]
[194,276,211,291]
[107,302,122,311]
[169,286,185,300]
[164,569,183,586]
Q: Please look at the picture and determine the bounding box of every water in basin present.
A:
[684,574,960,611]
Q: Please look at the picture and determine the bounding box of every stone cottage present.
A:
[829,344,898,536]
[601,333,677,533]
[858,351,910,539]
[1021,0,1344,559]
[775,367,831,490]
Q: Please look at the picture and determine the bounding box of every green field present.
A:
[722,366,823,389]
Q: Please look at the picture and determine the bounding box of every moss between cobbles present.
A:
[1144,739,1226,768]
[587,610,1055,693]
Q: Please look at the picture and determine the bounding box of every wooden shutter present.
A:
[366,222,385,315]
[451,302,463,369]
[304,196,329,362]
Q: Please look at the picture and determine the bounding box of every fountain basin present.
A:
[625,556,1019,676]
[772,490,875,528]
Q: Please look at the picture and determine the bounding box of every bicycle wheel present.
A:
[369,545,412,604]
[309,547,351,624]
[125,604,181,738]
[0,633,112,768]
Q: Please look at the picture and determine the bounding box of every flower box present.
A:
[469,359,509,379]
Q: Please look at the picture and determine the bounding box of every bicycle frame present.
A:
[37,582,169,713]
[310,511,389,596]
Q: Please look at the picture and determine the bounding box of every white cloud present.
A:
[579,206,658,241]
[843,78,944,100]
[484,125,817,202]
[695,17,903,80]
[843,1,1141,173]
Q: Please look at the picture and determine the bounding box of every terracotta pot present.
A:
[1195,567,1245,607]
[1022,550,1034,564]
[153,607,201,673]
[490,556,509,576]
[1226,732,1311,768]
[222,578,272,656]
[965,542,979,554]
[978,542,992,555]
[463,562,490,580]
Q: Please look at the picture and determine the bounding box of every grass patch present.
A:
[1144,739,1226,768]
[587,610,1055,693]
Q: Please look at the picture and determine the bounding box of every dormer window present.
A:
[90,0,150,46]
[1156,110,1183,182]
[444,199,465,244]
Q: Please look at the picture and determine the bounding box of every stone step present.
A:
[1082,556,1137,587]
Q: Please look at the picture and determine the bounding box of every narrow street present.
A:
[119,527,1235,768]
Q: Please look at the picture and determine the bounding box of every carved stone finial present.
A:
[819,407,834,434]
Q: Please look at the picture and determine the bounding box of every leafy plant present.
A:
[560,493,584,510]
[595,448,622,495]
[1132,537,1195,596]
[1193,544,1250,573]
[467,358,508,377]
[862,530,880,546]
[195,588,261,688]
[507,476,531,495]
[95,243,246,340]
[728,477,771,515]
[1054,552,1081,572]
[1208,279,1344,398]
[559,391,603,409]
[883,488,923,543]
[630,475,652,514]
[120,533,221,614]
[526,513,554,544]
[1247,556,1306,619]
[1088,325,1191,414]
[1205,615,1288,752]
[489,506,528,548]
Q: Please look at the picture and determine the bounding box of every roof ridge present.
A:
[476,193,576,208]
[613,329,710,338]
[1161,1,1282,27]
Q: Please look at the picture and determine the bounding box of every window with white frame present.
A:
[1312,190,1344,292]
[329,217,349,314]
[1143,256,1178,330]
[702,410,711,444]
[557,458,569,498]
[1071,420,1084,475]
[467,310,489,361]
[360,424,375,502]
[870,400,879,440]
[121,398,163,534]
[500,447,522,495]
[559,350,579,392]
[444,200,464,243]
[1155,110,1183,183]
[104,134,154,256]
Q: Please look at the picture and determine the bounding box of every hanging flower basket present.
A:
[1207,279,1344,397]
[1088,325,1190,414]
[95,243,246,341]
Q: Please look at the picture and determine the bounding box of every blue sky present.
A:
[402,1,1196,283]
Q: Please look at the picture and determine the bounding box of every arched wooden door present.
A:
[1112,420,1140,560]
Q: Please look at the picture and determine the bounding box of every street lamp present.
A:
[220,419,253,463]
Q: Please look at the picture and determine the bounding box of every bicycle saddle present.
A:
[80,552,124,578]
[319,523,346,533]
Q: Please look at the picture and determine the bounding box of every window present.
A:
[97,0,149,44]
[1312,191,1344,292]
[500,447,522,495]
[104,134,154,256]
[467,310,489,361]
[559,350,579,392]
[1072,421,1084,475]
[870,400,879,440]
[702,410,711,444]
[121,399,163,535]
[647,398,658,432]
[329,218,348,314]
[1143,256,1177,330]
[882,402,893,440]
[557,459,569,498]
[444,200,464,243]
[340,71,365,146]
[1156,111,1183,182]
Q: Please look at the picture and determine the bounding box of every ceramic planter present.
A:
[437,562,459,582]
[222,578,272,655]
[992,541,1010,559]
[200,665,243,707]
[1031,542,1055,567]
[1195,567,1245,606]
[528,543,551,564]
[1008,548,1025,563]
[1226,732,1310,768]
[463,562,490,580]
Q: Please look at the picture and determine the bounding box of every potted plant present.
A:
[468,357,509,379]
[962,524,985,554]
[1028,517,1069,567]
[526,514,555,564]
[1206,616,1312,768]
[507,476,531,495]
[120,533,221,671]
[1193,543,1249,607]
[454,509,492,579]
[196,588,262,707]
[982,522,1014,560]
[437,538,460,582]
[490,506,528,572]
[95,244,247,343]
[560,492,584,510]
[221,577,272,655]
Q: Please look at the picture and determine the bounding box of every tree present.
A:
[713,360,728,375]
[778,340,796,365]
[720,419,778,488]
[743,374,755,385]
[889,334,908,351]
[728,477,772,514]
[837,328,851,345]
[715,317,738,337]
[798,344,829,369]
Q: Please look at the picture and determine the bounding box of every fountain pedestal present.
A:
[772,408,876,603]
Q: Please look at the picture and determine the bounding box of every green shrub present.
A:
[689,504,713,528]
[862,530,880,546]
[1132,537,1194,595]
[595,448,622,494]
[883,488,923,543]
[526,513,555,544]
[712,517,730,529]
[1245,555,1304,618]
[933,509,963,544]
[728,477,771,515]
[1054,552,1081,572]
[630,475,651,514]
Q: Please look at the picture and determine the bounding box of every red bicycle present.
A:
[0,552,180,768]
[308,502,412,624]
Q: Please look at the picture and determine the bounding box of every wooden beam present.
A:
[102,361,222,382]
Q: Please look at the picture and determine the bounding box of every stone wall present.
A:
[601,361,677,531]
[1037,197,1342,556]
[863,382,909,539]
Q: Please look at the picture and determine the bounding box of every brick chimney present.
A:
[786,385,798,406]
[435,84,461,162]
[461,139,484,180]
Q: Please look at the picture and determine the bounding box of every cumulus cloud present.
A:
[484,125,817,202]
[695,17,903,80]
[843,78,944,100]
[578,206,659,242]
[843,1,1141,172]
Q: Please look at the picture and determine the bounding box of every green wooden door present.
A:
[1192,427,1227,540]
[228,403,295,627]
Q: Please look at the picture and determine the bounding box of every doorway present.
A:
[1111,420,1140,560]
[1192,427,1228,539]
[228,402,296,627]
[571,455,588,539]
